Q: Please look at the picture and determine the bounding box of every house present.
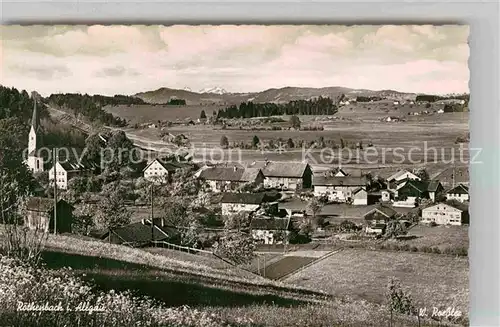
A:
[381,190,392,202]
[143,158,190,183]
[352,187,368,205]
[48,152,98,190]
[249,161,313,191]
[26,95,45,173]
[250,217,290,244]
[363,205,397,234]
[103,220,179,247]
[392,180,429,207]
[197,167,264,192]
[421,203,469,225]
[220,192,266,216]
[446,184,469,203]
[386,169,421,190]
[313,175,367,203]
[427,180,444,202]
[24,197,74,233]
[432,167,469,188]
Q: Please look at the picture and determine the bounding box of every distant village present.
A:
[23,99,470,248]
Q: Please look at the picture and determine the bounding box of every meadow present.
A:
[382,225,469,252]
[284,249,469,315]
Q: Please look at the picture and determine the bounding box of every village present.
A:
[23,98,470,260]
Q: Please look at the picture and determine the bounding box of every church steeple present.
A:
[31,92,40,132]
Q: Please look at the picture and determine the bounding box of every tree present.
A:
[306,197,324,228]
[213,231,255,264]
[94,189,131,233]
[220,135,229,149]
[200,110,207,119]
[287,138,295,148]
[251,135,260,148]
[384,220,407,239]
[412,167,429,181]
[386,278,414,315]
[73,203,96,235]
[289,115,301,129]
[0,122,36,223]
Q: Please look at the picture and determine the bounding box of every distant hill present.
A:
[135,86,417,105]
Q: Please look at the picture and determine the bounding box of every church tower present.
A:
[27,93,44,173]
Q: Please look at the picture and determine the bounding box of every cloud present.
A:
[0,25,469,95]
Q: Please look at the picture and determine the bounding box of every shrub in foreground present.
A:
[0,255,254,327]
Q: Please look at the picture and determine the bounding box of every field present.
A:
[284,249,469,314]
[383,225,469,252]
[103,104,223,124]
[116,108,469,177]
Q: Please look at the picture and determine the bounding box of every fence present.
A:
[151,240,213,255]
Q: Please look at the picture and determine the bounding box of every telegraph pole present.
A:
[53,148,57,235]
[150,183,154,243]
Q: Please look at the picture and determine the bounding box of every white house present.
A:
[421,203,468,225]
[352,187,368,205]
[220,193,266,216]
[313,175,367,203]
[197,166,264,192]
[446,184,469,203]
[248,161,313,191]
[48,155,97,190]
[143,158,189,183]
[250,218,290,245]
[26,96,44,173]
[386,170,421,190]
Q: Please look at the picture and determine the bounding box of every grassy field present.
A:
[383,225,469,252]
[261,256,318,280]
[284,249,468,314]
[104,104,223,124]
[121,110,469,176]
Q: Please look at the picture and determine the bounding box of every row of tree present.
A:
[215,96,338,119]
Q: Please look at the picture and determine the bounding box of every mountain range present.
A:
[134,86,417,105]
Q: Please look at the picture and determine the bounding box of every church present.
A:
[26,95,45,173]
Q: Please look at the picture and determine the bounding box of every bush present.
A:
[0,255,252,327]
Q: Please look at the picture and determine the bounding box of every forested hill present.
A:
[46,93,145,127]
[0,85,48,122]
[0,86,87,149]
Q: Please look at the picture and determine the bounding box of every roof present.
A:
[221,192,266,204]
[386,169,418,182]
[353,186,367,194]
[110,222,171,244]
[250,218,289,230]
[240,168,263,182]
[51,149,99,172]
[422,202,467,213]
[25,197,72,212]
[31,95,40,132]
[143,158,191,172]
[427,180,442,192]
[250,161,310,178]
[431,166,469,184]
[446,184,469,194]
[398,180,429,193]
[313,176,367,186]
[198,167,259,182]
[364,204,397,220]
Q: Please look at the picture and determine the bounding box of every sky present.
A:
[0,25,469,96]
